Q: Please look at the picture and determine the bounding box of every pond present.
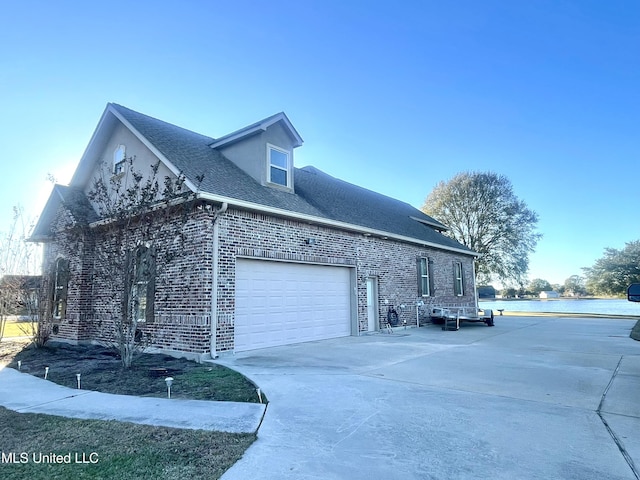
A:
[478,298,640,317]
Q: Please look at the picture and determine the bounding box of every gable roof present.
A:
[109,104,326,218]
[209,112,303,149]
[30,185,100,241]
[34,104,475,256]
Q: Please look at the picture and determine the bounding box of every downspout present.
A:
[210,202,228,359]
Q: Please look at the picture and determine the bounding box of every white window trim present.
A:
[113,144,126,175]
[53,258,68,319]
[454,262,464,296]
[266,143,291,188]
[420,257,431,297]
[133,281,148,323]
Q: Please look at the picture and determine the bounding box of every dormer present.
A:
[210,112,303,193]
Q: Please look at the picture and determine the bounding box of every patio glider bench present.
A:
[430,307,495,331]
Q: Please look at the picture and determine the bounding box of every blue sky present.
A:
[1,0,638,286]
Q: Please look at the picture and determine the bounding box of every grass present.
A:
[0,407,255,480]
[1,319,34,338]
[1,341,264,403]
[0,341,264,479]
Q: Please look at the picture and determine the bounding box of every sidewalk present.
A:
[0,366,265,433]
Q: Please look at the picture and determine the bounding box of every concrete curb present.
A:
[0,367,265,433]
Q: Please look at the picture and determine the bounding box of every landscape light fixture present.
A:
[17,360,21,371]
[76,373,81,389]
[44,366,49,380]
[165,377,174,398]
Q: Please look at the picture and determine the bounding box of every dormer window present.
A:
[267,144,290,187]
[113,144,126,174]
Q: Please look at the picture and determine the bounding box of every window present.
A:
[133,281,148,323]
[417,257,432,297]
[268,144,290,187]
[113,144,126,174]
[454,261,464,296]
[127,246,155,323]
[52,258,69,319]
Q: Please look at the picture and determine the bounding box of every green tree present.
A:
[563,275,586,296]
[501,287,517,298]
[583,241,640,296]
[527,278,552,296]
[422,171,541,285]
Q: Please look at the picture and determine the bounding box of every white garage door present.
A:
[235,259,352,352]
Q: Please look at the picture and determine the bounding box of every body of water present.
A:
[479,298,640,317]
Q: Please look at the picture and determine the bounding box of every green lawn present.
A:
[1,320,34,338]
[0,407,255,480]
[0,341,263,478]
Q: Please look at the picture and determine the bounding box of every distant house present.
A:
[539,291,560,299]
[31,103,480,359]
[477,285,496,299]
[0,275,41,315]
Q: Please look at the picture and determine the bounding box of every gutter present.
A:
[196,192,479,257]
[210,202,228,359]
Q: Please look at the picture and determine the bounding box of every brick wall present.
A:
[215,208,476,351]
[44,204,476,356]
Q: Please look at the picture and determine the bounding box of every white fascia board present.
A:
[109,106,199,193]
[28,186,65,242]
[69,106,115,187]
[197,192,478,257]
[267,112,303,147]
[209,125,266,148]
[210,112,303,149]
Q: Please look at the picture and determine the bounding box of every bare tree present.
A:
[0,206,42,341]
[56,157,200,368]
[18,276,50,347]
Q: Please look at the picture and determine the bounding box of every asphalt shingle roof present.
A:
[55,185,101,224]
[294,166,470,251]
[67,104,473,254]
[30,185,100,240]
[113,104,326,218]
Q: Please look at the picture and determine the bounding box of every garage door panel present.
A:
[235,260,351,352]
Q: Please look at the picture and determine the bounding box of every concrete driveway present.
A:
[217,316,640,480]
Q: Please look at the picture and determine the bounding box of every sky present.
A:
[1,0,638,286]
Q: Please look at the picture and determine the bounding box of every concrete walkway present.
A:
[1,316,639,479]
[0,366,265,433]
[217,316,640,480]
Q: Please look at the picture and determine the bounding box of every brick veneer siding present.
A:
[215,209,476,352]
[43,204,476,356]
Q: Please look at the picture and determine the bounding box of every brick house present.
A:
[31,104,478,360]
